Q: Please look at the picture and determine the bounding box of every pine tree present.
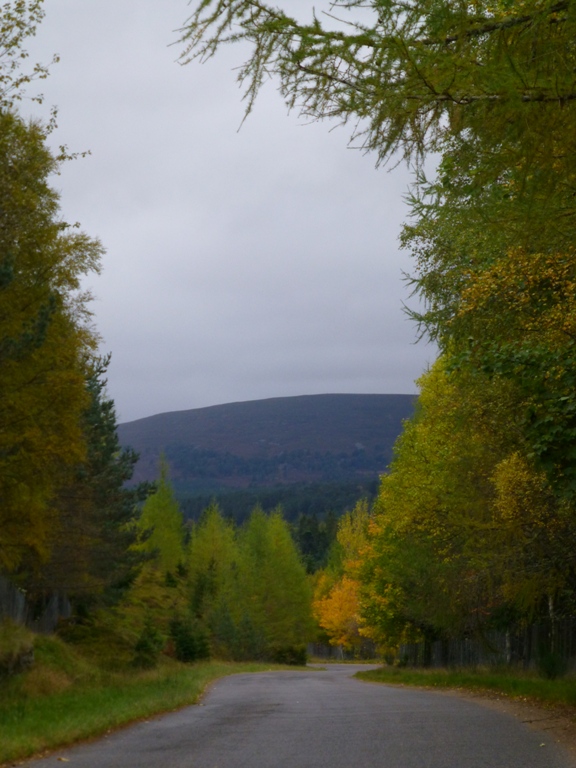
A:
[25,357,150,606]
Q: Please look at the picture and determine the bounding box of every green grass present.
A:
[356,666,576,708]
[0,634,287,766]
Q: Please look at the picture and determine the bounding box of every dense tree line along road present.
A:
[23,665,575,768]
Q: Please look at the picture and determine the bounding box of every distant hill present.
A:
[118,394,416,494]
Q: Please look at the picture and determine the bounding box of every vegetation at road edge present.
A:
[0,631,288,766]
[357,666,576,709]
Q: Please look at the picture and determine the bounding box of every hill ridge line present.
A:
[117,393,416,490]
[119,392,414,427]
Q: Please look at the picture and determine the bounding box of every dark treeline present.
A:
[166,445,388,488]
[178,480,379,573]
[177,480,379,524]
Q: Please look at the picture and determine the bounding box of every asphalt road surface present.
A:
[24,664,576,768]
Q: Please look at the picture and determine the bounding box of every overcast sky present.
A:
[25,0,436,424]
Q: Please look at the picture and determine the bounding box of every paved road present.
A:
[25,664,575,768]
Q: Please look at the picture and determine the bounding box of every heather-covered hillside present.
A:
[118,394,415,492]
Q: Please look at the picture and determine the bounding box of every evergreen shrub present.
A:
[169,617,210,663]
[537,650,568,680]
[133,620,164,668]
[269,644,307,666]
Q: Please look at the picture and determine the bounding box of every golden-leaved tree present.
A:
[313,500,370,653]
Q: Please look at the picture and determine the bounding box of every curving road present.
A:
[25,664,575,768]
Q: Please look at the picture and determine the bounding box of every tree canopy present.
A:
[0,109,102,575]
[313,500,371,652]
[0,0,56,109]
[138,458,185,575]
[28,358,149,604]
[181,0,576,169]
[359,359,576,648]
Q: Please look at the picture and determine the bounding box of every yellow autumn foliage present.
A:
[313,501,371,650]
[359,357,576,647]
[458,248,576,348]
[314,575,361,650]
[491,452,574,612]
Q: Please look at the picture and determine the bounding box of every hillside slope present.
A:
[118,394,415,492]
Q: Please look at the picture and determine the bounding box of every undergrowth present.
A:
[0,632,285,766]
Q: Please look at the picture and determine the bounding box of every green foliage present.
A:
[22,357,149,607]
[226,613,267,662]
[138,458,185,574]
[0,107,102,575]
[537,650,568,681]
[0,1,57,109]
[233,509,314,659]
[0,15,105,578]
[72,358,150,601]
[186,504,314,661]
[180,0,576,171]
[169,616,210,663]
[0,621,34,677]
[187,502,238,622]
[108,563,190,661]
[359,360,576,648]
[403,160,576,494]
[93,500,317,665]
[361,362,493,643]
[269,644,307,666]
[292,511,339,573]
[133,619,164,669]
[179,481,378,529]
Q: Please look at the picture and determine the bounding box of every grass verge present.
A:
[0,634,285,766]
[356,666,576,708]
